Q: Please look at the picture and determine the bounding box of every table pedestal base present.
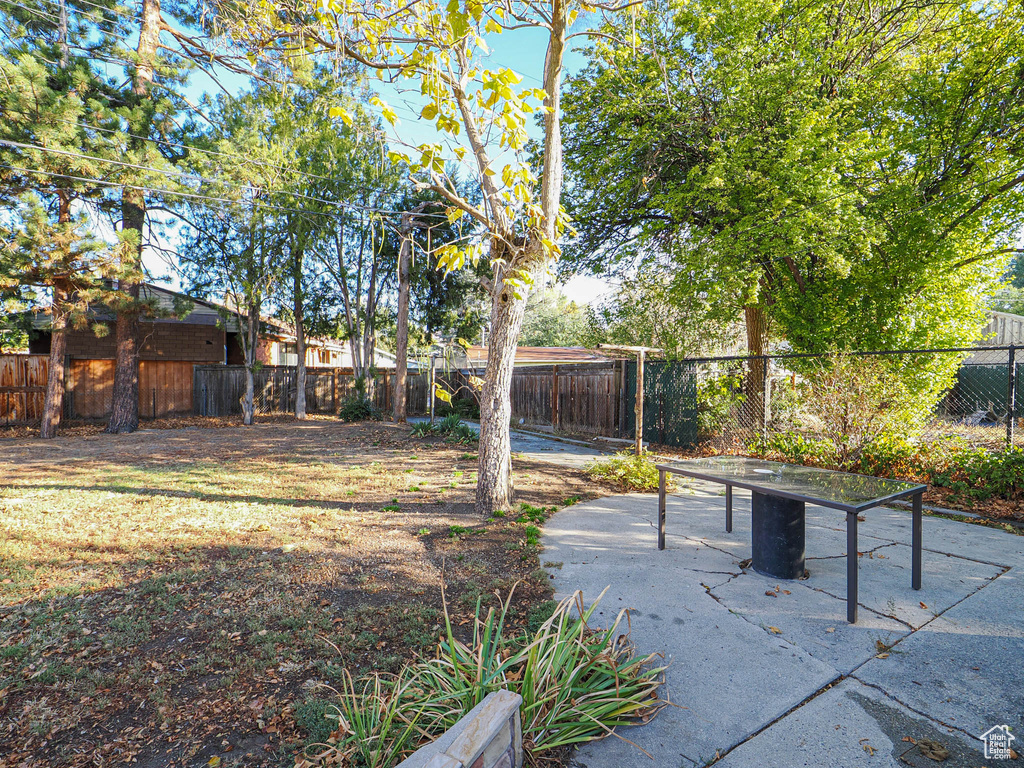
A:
[751,492,806,579]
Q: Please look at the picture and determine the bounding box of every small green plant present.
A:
[410,421,433,437]
[931,445,1024,501]
[338,396,382,423]
[409,416,478,444]
[586,451,666,492]
[516,503,551,524]
[416,527,430,536]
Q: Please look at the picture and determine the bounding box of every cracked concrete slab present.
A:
[854,569,1024,739]
[709,569,909,674]
[713,678,988,768]
[516,435,1023,768]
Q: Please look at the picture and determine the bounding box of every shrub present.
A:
[298,588,665,767]
[696,371,744,440]
[749,431,834,467]
[410,415,478,444]
[586,451,666,492]
[338,396,382,423]
[931,445,1024,501]
[795,354,927,468]
[437,397,480,421]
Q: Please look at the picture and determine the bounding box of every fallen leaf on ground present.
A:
[917,738,949,761]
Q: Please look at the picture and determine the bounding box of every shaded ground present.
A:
[0,419,597,768]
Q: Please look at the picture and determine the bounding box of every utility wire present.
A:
[0,153,454,220]
[0,109,455,217]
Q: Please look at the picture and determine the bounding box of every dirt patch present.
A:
[0,419,599,767]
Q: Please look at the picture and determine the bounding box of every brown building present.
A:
[23,283,355,418]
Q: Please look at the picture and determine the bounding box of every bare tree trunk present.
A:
[475,260,530,514]
[744,303,769,433]
[107,0,160,434]
[474,10,566,515]
[293,258,306,420]
[393,211,414,423]
[40,288,68,439]
[242,302,258,425]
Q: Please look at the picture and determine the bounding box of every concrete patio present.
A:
[542,482,1024,767]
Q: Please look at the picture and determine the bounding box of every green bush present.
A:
[338,396,382,423]
[931,446,1024,501]
[749,431,835,467]
[437,397,480,421]
[410,415,478,444]
[297,587,665,767]
[696,371,743,440]
[586,451,666,492]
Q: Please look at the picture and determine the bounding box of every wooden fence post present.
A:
[551,365,559,430]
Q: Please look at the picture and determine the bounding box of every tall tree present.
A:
[561,0,1024,365]
[230,0,630,513]
[103,0,253,432]
[0,8,126,437]
[178,195,285,425]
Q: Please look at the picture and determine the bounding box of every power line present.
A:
[0,161,345,218]
[0,152,454,220]
[0,107,454,216]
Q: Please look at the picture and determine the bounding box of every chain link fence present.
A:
[631,346,1024,454]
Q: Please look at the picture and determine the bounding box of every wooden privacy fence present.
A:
[0,354,48,426]
[506,362,625,437]
[194,365,430,417]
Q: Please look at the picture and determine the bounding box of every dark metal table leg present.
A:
[725,485,733,533]
[658,469,666,550]
[847,511,858,624]
[751,492,805,579]
[912,492,922,591]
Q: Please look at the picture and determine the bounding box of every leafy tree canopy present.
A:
[560,0,1024,354]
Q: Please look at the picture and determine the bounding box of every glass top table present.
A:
[655,456,927,623]
[657,455,925,513]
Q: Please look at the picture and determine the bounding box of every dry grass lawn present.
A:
[0,418,597,768]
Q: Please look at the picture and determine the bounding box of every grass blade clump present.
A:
[586,451,667,492]
[299,586,666,767]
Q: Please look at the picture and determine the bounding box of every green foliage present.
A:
[790,354,954,468]
[750,432,836,467]
[561,0,1024,354]
[301,587,664,766]
[586,451,666,493]
[338,397,382,423]
[931,447,1024,502]
[410,415,478,444]
[696,372,744,440]
[409,420,433,437]
[520,287,591,347]
[436,397,480,421]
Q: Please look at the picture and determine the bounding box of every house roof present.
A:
[23,282,349,352]
[459,346,610,368]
